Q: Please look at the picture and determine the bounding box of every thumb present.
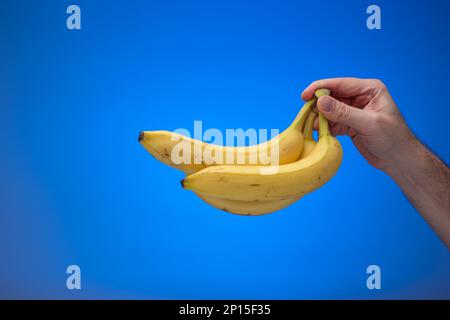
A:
[317,96,371,133]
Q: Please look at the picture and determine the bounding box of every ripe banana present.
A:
[182,90,343,202]
[139,98,316,174]
[196,194,303,216]
[195,109,316,215]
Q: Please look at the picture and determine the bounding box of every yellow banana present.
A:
[195,109,315,216]
[182,89,343,202]
[196,193,303,216]
[139,98,316,174]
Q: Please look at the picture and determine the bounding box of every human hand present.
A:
[302,77,417,172]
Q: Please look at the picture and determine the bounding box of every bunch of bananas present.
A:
[139,89,343,215]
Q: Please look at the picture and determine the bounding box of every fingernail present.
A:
[319,96,333,112]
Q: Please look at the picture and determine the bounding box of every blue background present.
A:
[0,0,449,299]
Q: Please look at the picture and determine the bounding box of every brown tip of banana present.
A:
[138,131,145,143]
[180,179,186,188]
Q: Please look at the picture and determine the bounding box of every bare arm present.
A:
[385,139,450,247]
[302,78,450,248]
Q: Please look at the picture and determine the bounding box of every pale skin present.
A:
[302,78,450,249]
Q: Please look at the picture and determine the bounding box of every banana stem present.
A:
[303,112,316,140]
[314,88,331,138]
[290,97,317,131]
[318,113,330,137]
[315,88,331,98]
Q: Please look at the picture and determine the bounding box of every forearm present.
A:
[385,139,450,248]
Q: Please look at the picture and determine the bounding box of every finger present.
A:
[317,95,374,133]
[331,124,349,136]
[335,97,353,106]
[348,128,358,137]
[301,77,377,101]
[313,117,319,130]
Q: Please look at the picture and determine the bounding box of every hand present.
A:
[303,78,450,248]
[302,77,417,173]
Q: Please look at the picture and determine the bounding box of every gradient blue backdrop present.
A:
[0,0,449,299]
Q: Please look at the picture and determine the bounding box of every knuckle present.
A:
[371,79,387,91]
